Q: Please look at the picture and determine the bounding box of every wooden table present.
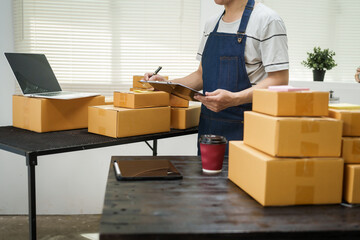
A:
[100,156,360,240]
[0,126,198,240]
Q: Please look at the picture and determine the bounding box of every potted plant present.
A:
[302,47,337,81]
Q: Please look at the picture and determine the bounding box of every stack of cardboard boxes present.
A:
[88,90,171,138]
[87,76,201,138]
[329,105,360,204]
[131,75,201,130]
[228,88,344,206]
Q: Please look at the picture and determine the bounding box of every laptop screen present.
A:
[5,53,62,94]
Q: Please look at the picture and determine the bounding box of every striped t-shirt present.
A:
[196,3,289,84]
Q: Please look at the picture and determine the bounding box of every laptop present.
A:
[5,52,100,100]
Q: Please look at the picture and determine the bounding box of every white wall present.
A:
[0,0,15,126]
[200,0,223,37]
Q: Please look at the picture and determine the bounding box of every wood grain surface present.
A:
[100,156,360,240]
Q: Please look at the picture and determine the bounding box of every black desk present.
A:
[100,156,360,240]
[0,126,198,240]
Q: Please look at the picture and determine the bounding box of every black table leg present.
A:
[152,139,157,156]
[144,140,158,156]
[26,153,38,240]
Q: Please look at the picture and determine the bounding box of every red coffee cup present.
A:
[199,135,227,173]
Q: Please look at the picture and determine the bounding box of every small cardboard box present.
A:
[113,91,169,109]
[252,89,329,117]
[132,75,168,89]
[343,164,360,204]
[342,137,360,163]
[88,105,170,138]
[171,105,201,129]
[329,109,360,136]
[13,95,105,133]
[229,141,344,206]
[244,111,342,157]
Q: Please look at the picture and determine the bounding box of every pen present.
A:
[114,160,121,176]
[149,66,162,79]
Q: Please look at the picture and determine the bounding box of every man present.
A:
[144,0,289,153]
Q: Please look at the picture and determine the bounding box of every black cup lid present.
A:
[199,135,227,144]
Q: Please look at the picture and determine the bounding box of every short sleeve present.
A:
[260,19,289,72]
[196,30,207,61]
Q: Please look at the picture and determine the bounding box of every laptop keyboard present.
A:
[36,91,73,96]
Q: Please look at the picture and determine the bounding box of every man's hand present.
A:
[194,89,237,112]
[355,67,360,83]
[143,73,167,82]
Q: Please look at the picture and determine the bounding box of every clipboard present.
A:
[113,158,183,181]
[139,80,203,101]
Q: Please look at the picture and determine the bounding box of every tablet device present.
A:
[113,159,182,181]
[139,80,203,101]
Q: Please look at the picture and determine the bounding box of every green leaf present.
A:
[301,46,337,70]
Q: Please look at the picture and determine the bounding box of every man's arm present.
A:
[144,63,203,91]
[194,69,289,112]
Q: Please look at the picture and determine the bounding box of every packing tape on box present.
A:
[301,120,320,133]
[300,121,320,155]
[295,159,315,204]
[23,97,30,129]
[300,142,319,156]
[296,93,314,115]
[296,159,315,177]
[119,94,127,105]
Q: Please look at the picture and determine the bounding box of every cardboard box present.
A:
[170,95,189,108]
[171,105,201,129]
[129,89,189,108]
[228,141,344,206]
[252,89,329,117]
[132,75,168,89]
[113,91,169,109]
[342,137,360,163]
[244,111,343,157]
[130,88,189,108]
[329,109,360,136]
[343,164,360,204]
[13,95,105,133]
[88,105,170,138]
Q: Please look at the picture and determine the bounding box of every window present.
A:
[260,0,360,82]
[13,0,200,96]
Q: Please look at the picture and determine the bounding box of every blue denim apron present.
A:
[198,0,255,155]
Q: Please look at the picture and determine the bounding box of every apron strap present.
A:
[213,11,225,33]
[237,0,255,43]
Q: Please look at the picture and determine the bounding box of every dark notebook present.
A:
[112,157,182,181]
